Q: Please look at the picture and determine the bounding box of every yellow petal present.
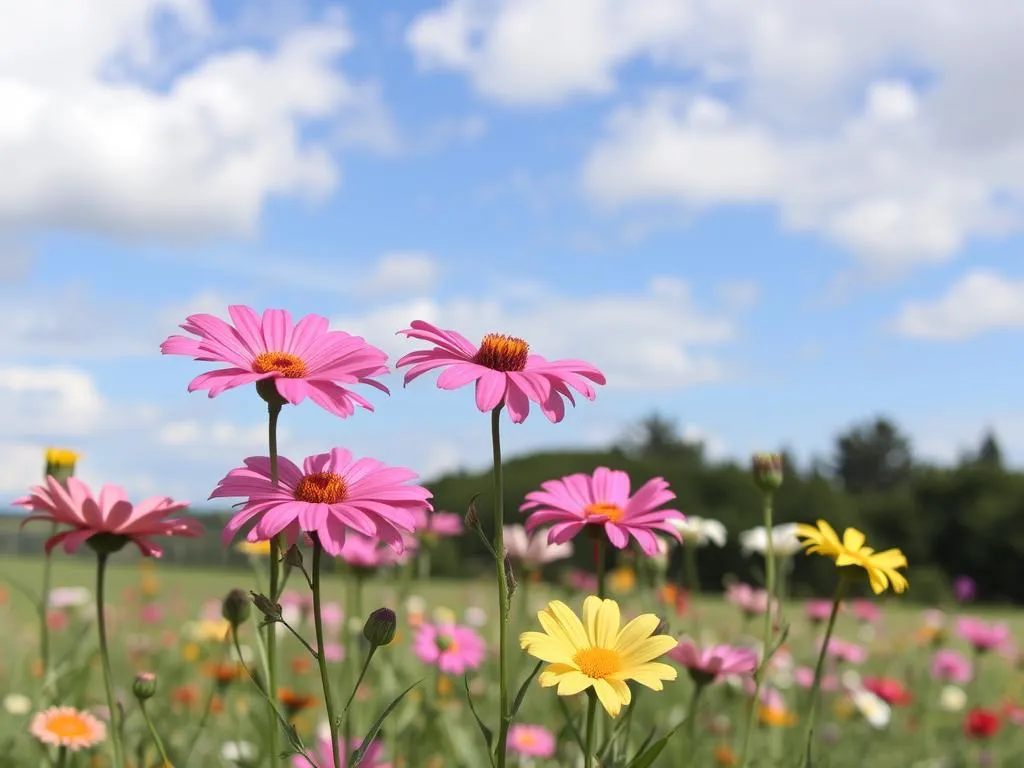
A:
[816,520,842,548]
[615,614,660,655]
[593,678,623,718]
[595,599,621,649]
[619,661,678,690]
[556,671,594,697]
[538,608,581,651]
[868,548,907,569]
[519,633,574,664]
[619,635,678,666]
[548,600,589,648]
[583,595,602,645]
[886,569,909,594]
[607,678,632,708]
[866,565,888,595]
[842,527,866,552]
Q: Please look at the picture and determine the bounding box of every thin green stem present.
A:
[95,553,125,768]
[683,543,701,638]
[341,647,377,719]
[491,406,512,768]
[584,691,598,768]
[266,401,282,768]
[312,539,342,768]
[800,578,847,768]
[139,701,172,768]
[39,523,56,691]
[594,537,607,600]
[686,683,707,767]
[55,746,67,768]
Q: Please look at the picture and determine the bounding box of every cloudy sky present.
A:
[2,0,1023,506]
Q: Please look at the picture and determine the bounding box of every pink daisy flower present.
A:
[725,583,774,618]
[291,738,390,768]
[413,622,486,675]
[211,448,432,557]
[503,524,574,569]
[805,599,837,624]
[822,637,867,664]
[413,508,464,538]
[395,320,606,423]
[520,467,684,555]
[338,533,405,571]
[507,724,557,759]
[30,706,106,750]
[14,477,202,557]
[957,617,1011,653]
[932,649,973,685]
[161,306,389,418]
[851,599,882,624]
[793,666,840,691]
[669,639,758,684]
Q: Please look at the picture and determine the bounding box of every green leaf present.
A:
[350,679,421,768]
[624,719,688,768]
[463,675,496,761]
[510,660,543,718]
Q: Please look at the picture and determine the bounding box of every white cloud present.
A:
[358,252,439,296]
[0,3,396,241]
[0,366,106,435]
[334,276,741,389]
[893,271,1024,340]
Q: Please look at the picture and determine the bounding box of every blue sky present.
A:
[2,0,1023,506]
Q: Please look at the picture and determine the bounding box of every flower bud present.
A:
[255,378,289,408]
[363,607,397,647]
[250,592,282,624]
[282,545,304,569]
[222,588,251,628]
[133,671,157,701]
[504,553,517,602]
[464,495,481,531]
[752,452,784,493]
[44,447,79,485]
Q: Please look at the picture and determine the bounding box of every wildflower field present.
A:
[2,307,1023,768]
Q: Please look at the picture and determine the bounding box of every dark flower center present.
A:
[473,333,529,372]
[294,472,347,504]
[252,351,308,378]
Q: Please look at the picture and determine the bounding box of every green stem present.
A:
[40,524,55,691]
[800,578,847,768]
[683,543,701,638]
[584,691,598,768]
[737,493,777,768]
[267,401,282,768]
[312,539,342,768]
[95,553,125,768]
[341,647,377,719]
[595,537,607,600]
[139,701,172,768]
[55,746,67,768]
[686,683,706,767]
[491,406,512,768]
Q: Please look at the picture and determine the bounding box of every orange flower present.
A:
[759,704,797,727]
[204,662,244,687]
[30,706,106,750]
[435,676,453,697]
[171,685,199,708]
[278,688,317,718]
[714,743,739,766]
[291,656,313,675]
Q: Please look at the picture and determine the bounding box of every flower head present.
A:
[823,637,866,665]
[862,676,912,706]
[795,520,908,595]
[932,649,973,685]
[965,708,1001,739]
[956,617,1011,653]
[395,320,605,423]
[212,448,432,557]
[670,516,727,547]
[521,467,684,556]
[503,524,574,568]
[739,523,802,558]
[805,599,835,624]
[14,477,202,557]
[849,686,891,729]
[29,706,106,751]
[413,622,486,675]
[411,508,464,542]
[338,533,406,571]
[851,599,882,624]
[954,575,977,603]
[725,583,774,617]
[669,639,757,685]
[161,306,389,418]
[508,724,557,759]
[519,596,678,718]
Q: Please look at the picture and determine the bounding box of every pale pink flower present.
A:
[794,666,839,691]
[291,738,390,768]
[924,608,947,629]
[413,509,464,538]
[161,306,389,418]
[567,570,598,593]
[957,617,1012,653]
[140,604,163,625]
[823,638,866,664]
[14,477,202,557]
[212,448,432,558]
[520,467,684,555]
[669,639,758,683]
[507,724,557,759]
[413,622,486,675]
[851,599,882,624]
[320,602,344,628]
[726,583,774,617]
[395,320,605,423]
[503,524,573,568]
[805,599,835,624]
[338,533,405,570]
[932,649,973,685]
[30,706,106,750]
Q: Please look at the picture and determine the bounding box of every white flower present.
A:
[503,525,574,568]
[670,516,727,547]
[3,694,31,715]
[405,594,427,615]
[48,586,91,609]
[464,606,488,628]
[739,523,802,557]
[841,670,863,691]
[221,740,257,763]
[850,687,891,729]
[938,685,967,712]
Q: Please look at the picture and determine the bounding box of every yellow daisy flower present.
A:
[519,596,678,718]
[795,520,909,595]
[235,540,272,556]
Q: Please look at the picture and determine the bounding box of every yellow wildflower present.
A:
[795,520,908,595]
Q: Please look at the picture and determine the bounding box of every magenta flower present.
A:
[794,666,839,691]
[395,320,605,423]
[413,509,464,538]
[14,477,202,557]
[338,533,405,571]
[805,599,835,624]
[851,599,882,624]
[520,467,683,555]
[725,583,774,618]
[669,639,758,684]
[507,724,557,759]
[504,524,574,569]
[291,738,389,768]
[957,617,1011,653]
[211,448,432,557]
[823,637,867,664]
[413,622,486,675]
[932,649,973,685]
[161,306,389,418]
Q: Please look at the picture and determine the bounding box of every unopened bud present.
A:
[282,544,304,569]
[654,617,671,636]
[752,452,784,493]
[250,592,282,624]
[132,672,157,701]
[363,607,397,647]
[222,588,251,628]
[44,447,79,485]
[465,495,481,531]
[504,553,517,601]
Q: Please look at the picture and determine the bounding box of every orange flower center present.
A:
[517,731,537,746]
[252,351,308,378]
[294,472,348,504]
[584,502,624,523]
[573,646,622,679]
[436,634,460,654]
[44,713,92,740]
[474,333,529,372]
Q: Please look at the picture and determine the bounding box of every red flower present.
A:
[863,676,913,706]
[965,708,1001,739]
